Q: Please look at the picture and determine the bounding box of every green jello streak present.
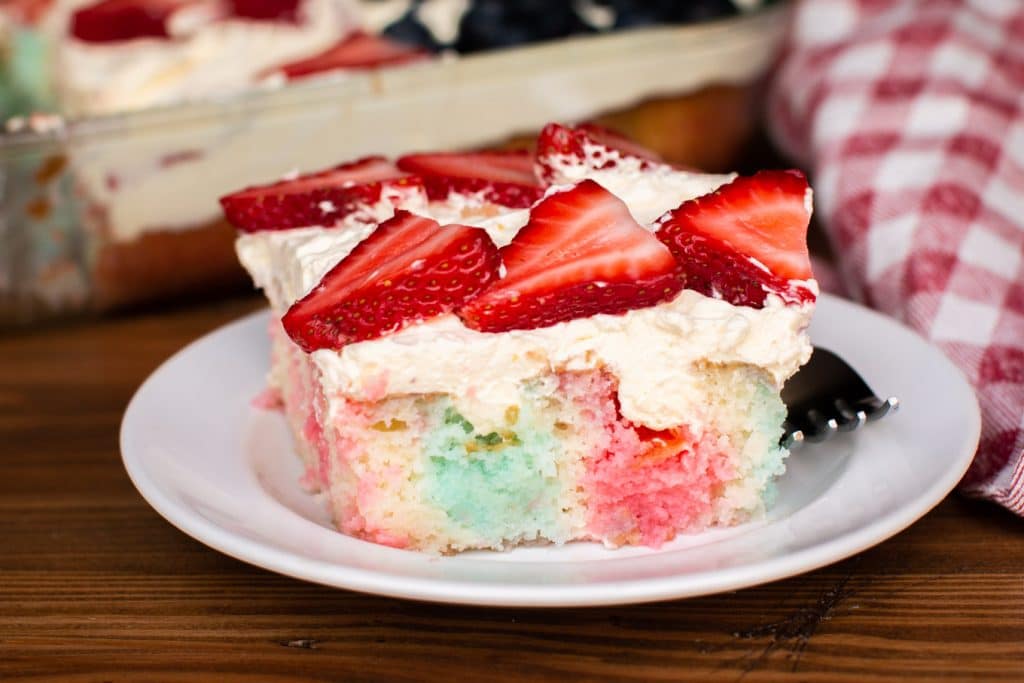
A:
[423,402,563,539]
[750,382,788,506]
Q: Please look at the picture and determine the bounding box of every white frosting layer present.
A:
[540,142,735,225]
[236,166,815,429]
[311,292,813,430]
[56,0,358,116]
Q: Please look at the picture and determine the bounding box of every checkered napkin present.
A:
[767,0,1024,513]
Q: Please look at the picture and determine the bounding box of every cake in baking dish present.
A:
[2,1,781,325]
[227,122,816,553]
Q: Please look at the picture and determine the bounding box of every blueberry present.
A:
[454,1,506,52]
[383,8,443,52]
[659,0,739,23]
[595,0,739,29]
[454,0,592,53]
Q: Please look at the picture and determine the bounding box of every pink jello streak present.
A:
[330,399,410,550]
[566,372,735,547]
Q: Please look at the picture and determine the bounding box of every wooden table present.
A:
[3,295,1022,682]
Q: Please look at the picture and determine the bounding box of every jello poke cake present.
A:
[226,123,816,553]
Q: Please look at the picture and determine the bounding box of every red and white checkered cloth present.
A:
[768,0,1024,513]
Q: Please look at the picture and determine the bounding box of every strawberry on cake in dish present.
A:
[227,123,817,553]
[230,124,817,552]
[58,0,428,116]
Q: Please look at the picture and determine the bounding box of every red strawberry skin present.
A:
[70,0,206,42]
[219,156,420,232]
[535,122,662,183]
[656,170,815,308]
[575,123,662,161]
[282,211,501,350]
[229,0,300,21]
[72,0,302,43]
[417,174,543,209]
[274,32,429,80]
[396,150,543,208]
[458,180,681,332]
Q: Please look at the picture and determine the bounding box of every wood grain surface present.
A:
[2,295,1023,682]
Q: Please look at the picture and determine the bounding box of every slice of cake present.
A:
[227,122,816,553]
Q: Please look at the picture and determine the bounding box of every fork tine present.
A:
[781,424,803,449]
[781,346,898,448]
[833,398,867,432]
[814,409,839,441]
[797,408,838,443]
[856,396,899,422]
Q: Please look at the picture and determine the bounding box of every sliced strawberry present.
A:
[283,210,501,350]
[573,123,663,162]
[458,180,680,332]
[535,122,664,183]
[396,150,543,208]
[656,170,814,308]
[70,0,214,42]
[219,156,421,232]
[271,32,429,81]
[228,0,300,21]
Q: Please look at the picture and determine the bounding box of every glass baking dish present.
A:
[0,4,787,327]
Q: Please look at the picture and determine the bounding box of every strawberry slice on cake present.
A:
[458,179,681,332]
[72,0,307,41]
[219,156,423,233]
[229,0,301,21]
[396,150,544,209]
[283,210,501,350]
[655,170,815,308]
[70,0,225,42]
[270,32,430,80]
[535,122,665,183]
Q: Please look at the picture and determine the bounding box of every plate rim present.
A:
[120,293,981,607]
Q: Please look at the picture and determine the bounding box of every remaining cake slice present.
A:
[228,123,817,553]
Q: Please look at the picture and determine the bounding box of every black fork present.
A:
[781,347,899,448]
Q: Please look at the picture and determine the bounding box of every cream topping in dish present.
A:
[57,0,358,116]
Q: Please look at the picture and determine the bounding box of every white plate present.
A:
[121,294,980,607]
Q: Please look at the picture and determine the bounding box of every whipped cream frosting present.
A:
[312,291,813,430]
[56,0,358,116]
[236,165,816,429]
[540,141,735,225]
